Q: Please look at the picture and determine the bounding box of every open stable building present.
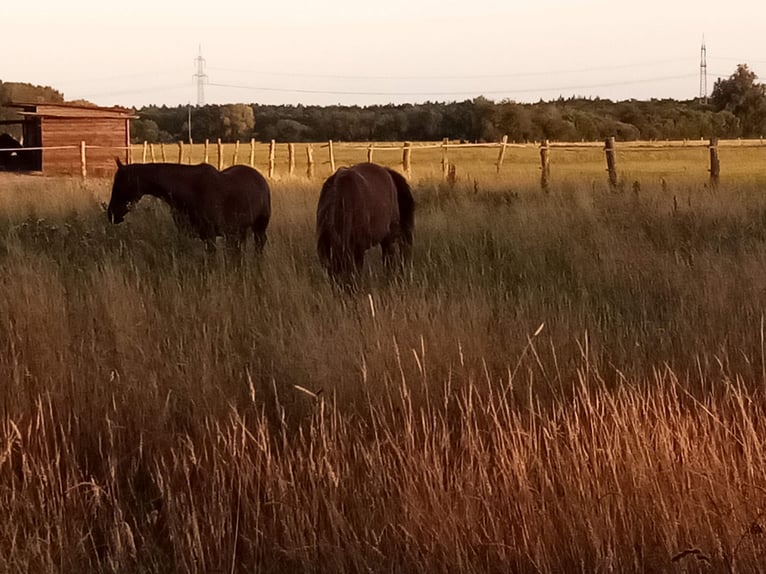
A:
[0,102,135,177]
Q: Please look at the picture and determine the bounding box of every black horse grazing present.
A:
[316,162,414,279]
[107,160,271,251]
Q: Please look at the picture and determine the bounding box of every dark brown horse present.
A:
[107,160,271,251]
[316,162,414,279]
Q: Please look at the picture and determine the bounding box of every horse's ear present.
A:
[115,157,124,168]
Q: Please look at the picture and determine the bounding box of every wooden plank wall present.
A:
[41,118,129,177]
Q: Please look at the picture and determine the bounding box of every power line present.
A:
[207,73,698,98]
[74,83,191,100]
[708,56,766,64]
[207,58,696,82]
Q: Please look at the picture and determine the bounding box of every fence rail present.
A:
[2,137,765,187]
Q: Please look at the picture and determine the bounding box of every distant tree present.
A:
[131,119,161,143]
[496,102,535,141]
[533,104,577,141]
[189,105,222,142]
[274,118,312,141]
[218,104,255,141]
[613,121,640,140]
[138,105,187,141]
[469,96,498,141]
[406,105,443,141]
[709,110,740,137]
[569,110,599,141]
[372,109,402,140]
[711,64,766,137]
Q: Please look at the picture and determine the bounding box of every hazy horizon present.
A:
[3,0,765,108]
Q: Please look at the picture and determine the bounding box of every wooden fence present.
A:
[121,136,766,190]
[1,136,763,188]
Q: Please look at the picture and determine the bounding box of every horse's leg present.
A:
[399,235,413,268]
[225,233,243,252]
[381,237,395,269]
[253,218,268,254]
[171,210,192,236]
[223,231,247,269]
[382,233,410,275]
[193,221,218,260]
[330,250,362,291]
[353,248,365,272]
[202,237,217,259]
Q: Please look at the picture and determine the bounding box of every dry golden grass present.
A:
[2,145,766,572]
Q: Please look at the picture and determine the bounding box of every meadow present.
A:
[2,143,766,572]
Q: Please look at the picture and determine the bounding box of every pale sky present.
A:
[3,0,765,108]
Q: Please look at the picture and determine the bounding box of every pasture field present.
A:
[3,145,766,572]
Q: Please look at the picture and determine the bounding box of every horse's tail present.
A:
[386,168,415,247]
[316,168,359,274]
[316,173,336,266]
[334,168,361,247]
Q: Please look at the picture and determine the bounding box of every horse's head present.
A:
[107,159,142,224]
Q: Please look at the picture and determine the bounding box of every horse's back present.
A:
[217,165,271,215]
[182,164,270,237]
[318,163,400,249]
[219,165,269,192]
[331,162,399,213]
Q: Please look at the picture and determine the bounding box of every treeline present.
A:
[0,80,64,110]
[0,81,64,140]
[133,98,743,144]
[132,65,766,144]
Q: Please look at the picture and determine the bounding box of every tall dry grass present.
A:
[2,155,766,572]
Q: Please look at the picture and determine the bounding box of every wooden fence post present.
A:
[540,139,551,191]
[161,142,167,162]
[217,138,223,171]
[268,139,276,179]
[402,141,412,179]
[150,143,156,162]
[441,138,449,181]
[367,144,374,163]
[306,144,315,179]
[604,136,617,189]
[232,140,240,166]
[328,140,336,173]
[709,137,720,188]
[203,139,209,164]
[496,134,508,173]
[288,143,295,176]
[177,141,184,164]
[80,141,87,179]
[142,141,148,163]
[249,138,256,167]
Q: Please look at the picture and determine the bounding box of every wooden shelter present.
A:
[1,102,135,177]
